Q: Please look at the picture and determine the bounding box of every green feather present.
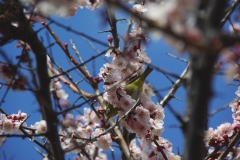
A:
[105,66,153,119]
[124,66,153,100]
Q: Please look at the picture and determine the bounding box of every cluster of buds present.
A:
[0,64,16,80]
[15,52,30,63]
[0,64,26,91]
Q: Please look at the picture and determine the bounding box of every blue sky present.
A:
[0,6,237,160]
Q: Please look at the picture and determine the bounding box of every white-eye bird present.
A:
[105,66,153,119]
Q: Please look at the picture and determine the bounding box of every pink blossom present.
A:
[86,125,93,134]
[150,118,164,136]
[15,110,27,121]
[136,49,151,63]
[153,104,165,120]
[205,127,214,142]
[55,81,62,90]
[3,119,14,134]
[229,99,240,113]
[82,108,99,125]
[59,99,70,107]
[217,122,233,137]
[135,106,150,124]
[34,120,47,134]
[134,121,150,136]
[120,95,136,111]
[232,111,240,122]
[62,114,76,127]
[76,126,89,139]
[56,89,69,99]
[144,102,157,114]
[129,139,142,159]
[142,83,155,98]
[123,118,135,133]
[112,55,128,70]
[93,129,112,150]
[103,88,118,104]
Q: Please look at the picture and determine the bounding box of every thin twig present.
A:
[43,22,92,82]
[47,18,108,47]
[78,34,109,63]
[104,3,119,49]
[49,48,109,79]
[208,103,229,116]
[166,53,188,63]
[34,147,46,158]
[47,54,101,119]
[220,0,240,27]
[70,39,88,71]
[160,64,190,107]
[47,58,93,98]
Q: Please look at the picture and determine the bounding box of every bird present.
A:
[105,66,153,119]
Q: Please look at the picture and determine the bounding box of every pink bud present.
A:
[64,43,68,49]
[107,35,113,43]
[41,21,47,26]
[98,77,103,82]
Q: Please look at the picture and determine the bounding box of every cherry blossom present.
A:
[93,129,112,150]
[34,120,47,134]
[3,119,14,135]
[135,105,150,124]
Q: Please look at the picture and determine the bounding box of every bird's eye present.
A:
[106,108,110,114]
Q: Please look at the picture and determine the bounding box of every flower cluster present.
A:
[130,138,181,160]
[48,69,70,108]
[0,111,47,147]
[0,111,27,136]
[204,87,240,159]
[59,109,110,159]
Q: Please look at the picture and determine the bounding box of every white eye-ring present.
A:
[106,108,110,114]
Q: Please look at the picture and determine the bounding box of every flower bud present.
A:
[107,35,113,43]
